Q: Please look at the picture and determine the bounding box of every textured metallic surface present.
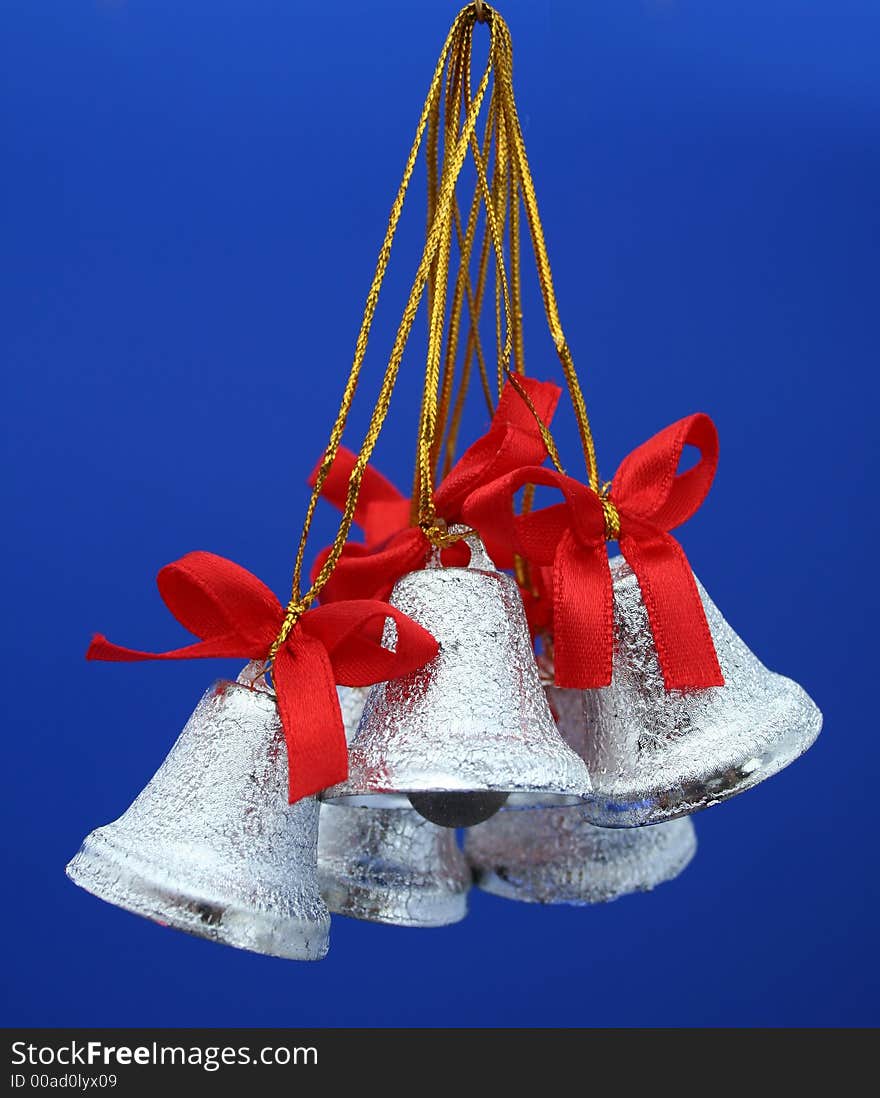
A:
[336,682,371,743]
[574,556,823,826]
[318,685,470,926]
[466,810,697,905]
[323,533,592,807]
[66,677,330,961]
[318,803,470,926]
[466,681,696,904]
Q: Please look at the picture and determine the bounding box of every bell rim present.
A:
[318,873,469,928]
[467,815,698,905]
[582,703,822,828]
[65,828,330,962]
[320,790,591,808]
[472,852,694,906]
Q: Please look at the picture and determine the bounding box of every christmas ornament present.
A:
[463,415,821,825]
[317,687,471,926]
[66,672,330,960]
[68,1,822,959]
[464,683,696,905]
[323,532,593,828]
[567,557,821,826]
[69,556,438,957]
[466,810,696,906]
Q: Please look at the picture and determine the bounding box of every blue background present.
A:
[3,1,878,1027]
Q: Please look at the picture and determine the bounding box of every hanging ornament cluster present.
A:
[66,5,821,960]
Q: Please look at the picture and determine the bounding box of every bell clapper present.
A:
[408,791,510,829]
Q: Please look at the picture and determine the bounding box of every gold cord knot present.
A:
[268,599,308,662]
[599,482,621,541]
[419,517,474,549]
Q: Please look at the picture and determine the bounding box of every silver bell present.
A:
[317,687,470,926]
[323,532,592,828]
[573,556,822,827]
[465,684,697,905]
[66,669,330,960]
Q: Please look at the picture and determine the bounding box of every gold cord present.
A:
[599,481,621,540]
[432,106,496,472]
[494,19,601,492]
[504,370,564,474]
[284,7,495,631]
[286,10,472,623]
[412,24,473,524]
[271,4,606,661]
[440,203,496,477]
[411,12,518,536]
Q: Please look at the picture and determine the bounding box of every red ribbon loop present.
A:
[612,412,719,530]
[312,376,562,602]
[462,414,723,692]
[87,552,439,803]
[309,449,411,549]
[433,376,561,521]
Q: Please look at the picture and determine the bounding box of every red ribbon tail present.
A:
[86,633,252,662]
[552,532,615,689]
[273,639,349,803]
[619,533,724,690]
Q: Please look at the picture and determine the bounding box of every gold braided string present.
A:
[439,69,511,474]
[504,370,564,474]
[307,13,495,575]
[424,53,441,365]
[436,18,563,484]
[414,202,455,529]
[494,18,601,492]
[271,4,607,664]
[428,23,518,489]
[600,481,621,540]
[440,204,496,477]
[420,6,505,482]
[416,10,610,618]
[412,11,517,538]
[486,106,511,397]
[418,25,475,503]
[271,6,491,659]
[508,119,525,375]
[431,12,604,600]
[445,27,511,441]
[412,22,471,525]
[431,95,496,472]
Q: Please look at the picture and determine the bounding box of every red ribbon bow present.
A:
[462,413,724,691]
[86,551,439,802]
[310,375,562,602]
